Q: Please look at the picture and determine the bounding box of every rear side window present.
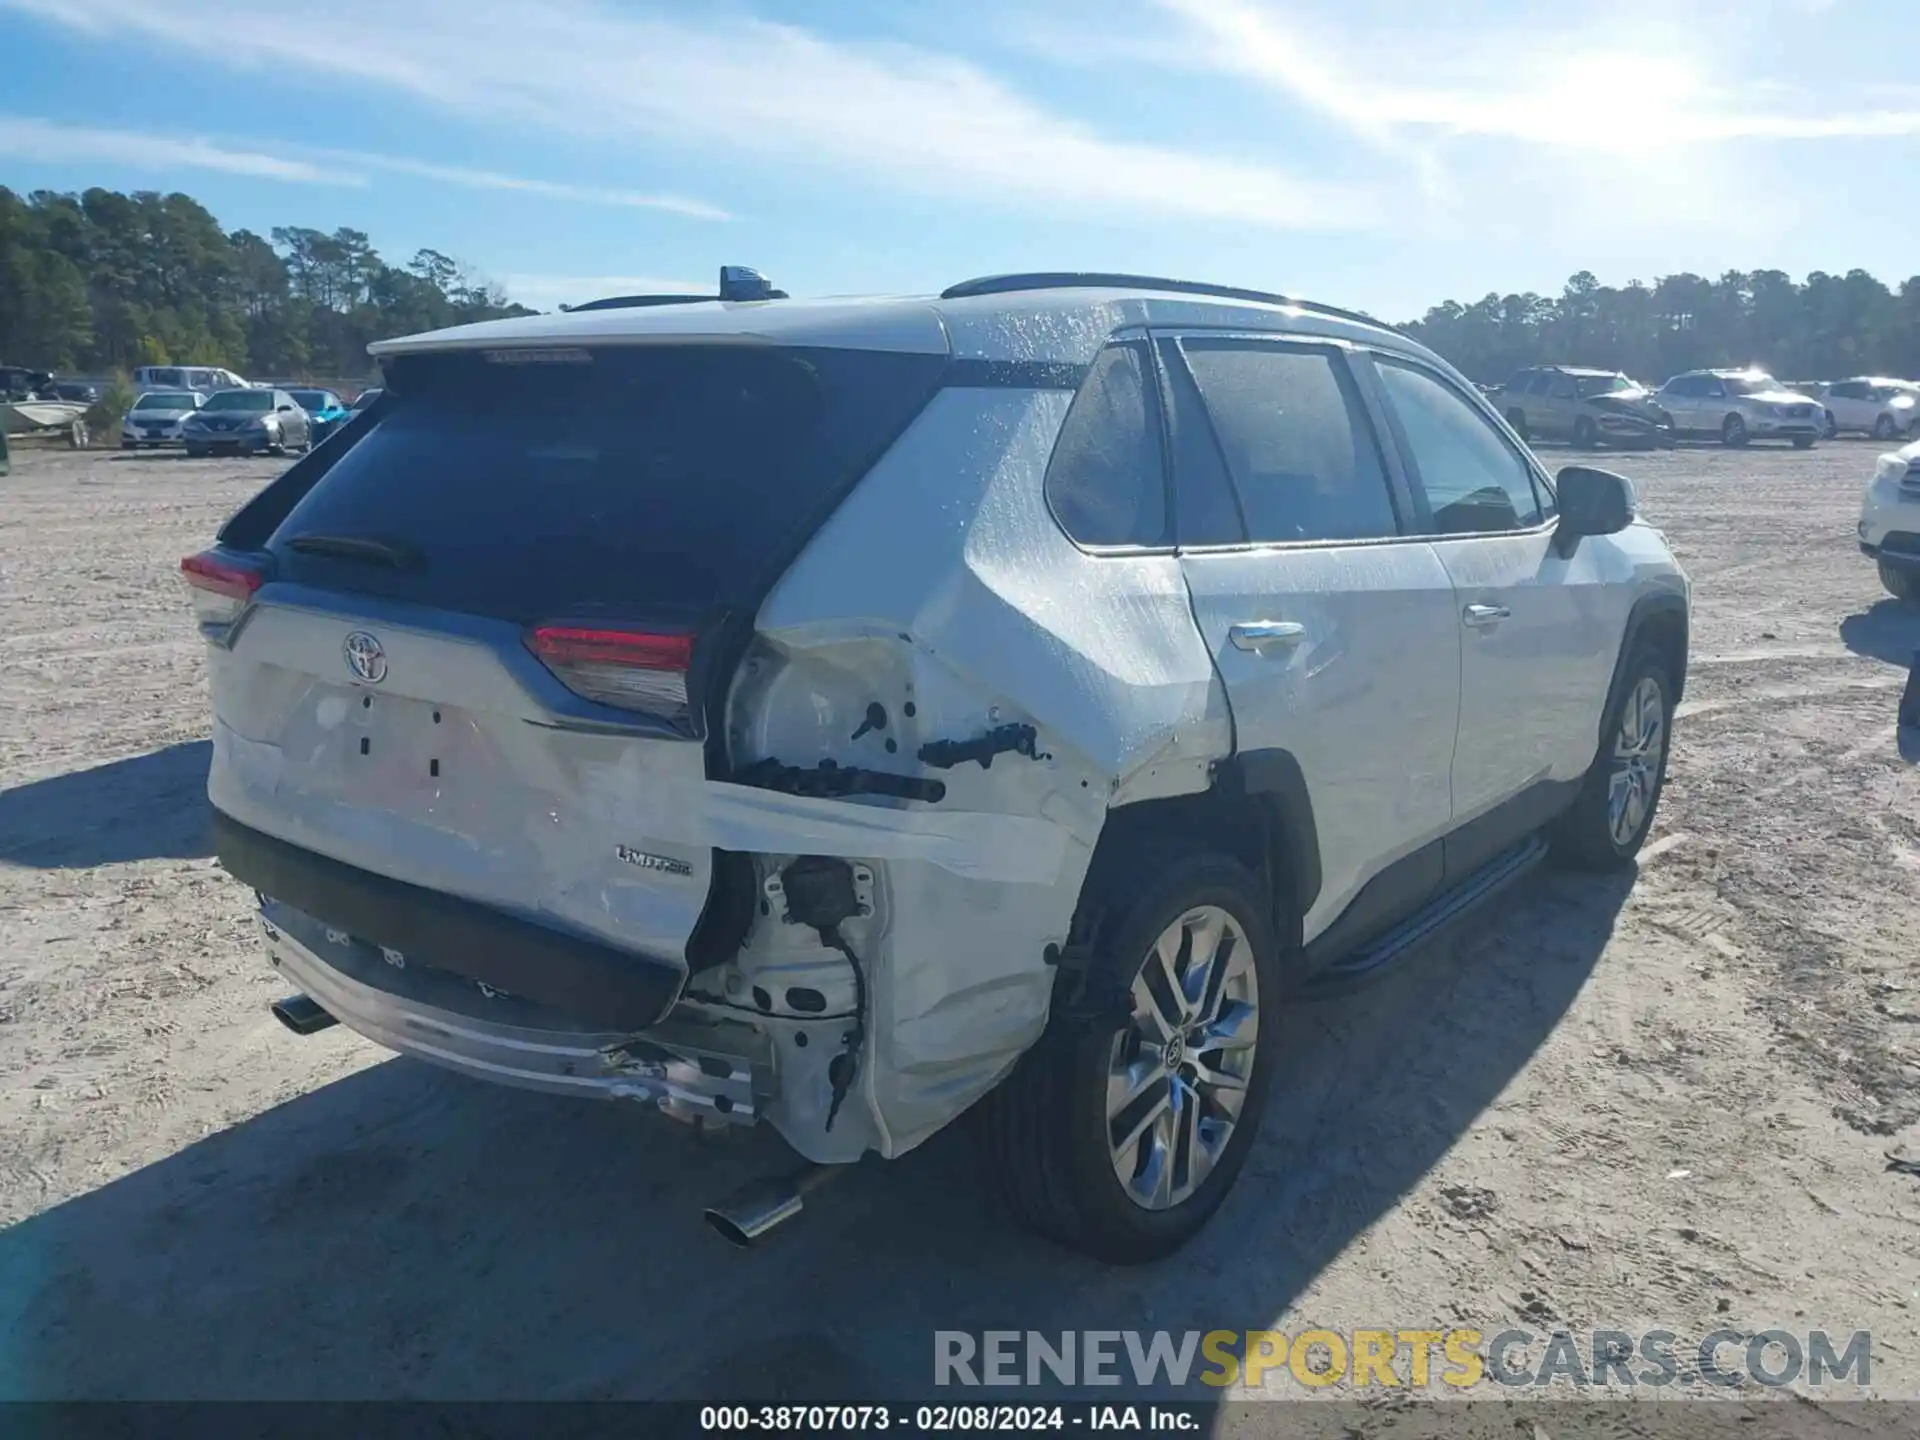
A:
[1374,358,1545,534]
[267,345,947,623]
[1175,339,1399,544]
[1044,343,1168,548]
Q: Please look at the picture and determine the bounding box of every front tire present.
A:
[1874,414,1899,441]
[1552,644,1674,870]
[1792,435,1816,450]
[1881,560,1917,603]
[1720,414,1749,447]
[1506,409,1530,443]
[1823,410,1839,440]
[977,847,1281,1263]
[1572,416,1597,449]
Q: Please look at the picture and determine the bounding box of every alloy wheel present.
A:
[1607,676,1666,848]
[1106,906,1260,1211]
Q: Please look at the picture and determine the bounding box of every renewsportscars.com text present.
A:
[933,1328,1872,1390]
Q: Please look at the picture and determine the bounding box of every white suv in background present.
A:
[1654,369,1823,447]
[1821,377,1920,441]
[184,270,1690,1262]
[1861,437,1920,601]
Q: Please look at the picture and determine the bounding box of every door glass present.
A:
[1549,374,1578,399]
[1043,342,1169,548]
[1375,358,1546,534]
[1176,340,1399,543]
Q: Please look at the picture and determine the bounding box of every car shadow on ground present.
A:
[0,866,1633,1403]
[0,740,214,867]
[1840,599,1920,669]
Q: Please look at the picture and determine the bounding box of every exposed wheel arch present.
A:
[1073,752,1320,967]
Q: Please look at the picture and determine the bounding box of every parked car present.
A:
[1818,377,1920,441]
[1653,369,1823,448]
[181,388,312,457]
[287,388,352,445]
[134,364,251,394]
[1498,365,1673,449]
[120,389,205,448]
[50,378,105,404]
[183,269,1690,1262]
[1859,436,1920,602]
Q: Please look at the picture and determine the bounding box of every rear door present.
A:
[1160,332,1461,951]
[205,342,950,972]
[1363,351,1619,882]
[1827,381,1868,431]
[1658,376,1699,433]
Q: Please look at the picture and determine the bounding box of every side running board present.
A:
[1299,834,1549,999]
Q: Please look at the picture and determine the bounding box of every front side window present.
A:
[1374,357,1545,535]
[1044,342,1168,548]
[1175,339,1399,544]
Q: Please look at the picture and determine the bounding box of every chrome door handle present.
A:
[1463,604,1511,628]
[1228,620,1307,653]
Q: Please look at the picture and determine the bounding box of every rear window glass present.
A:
[267,345,946,623]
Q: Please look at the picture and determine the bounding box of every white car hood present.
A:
[1749,390,1813,405]
[131,408,195,422]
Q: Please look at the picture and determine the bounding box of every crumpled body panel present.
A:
[719,385,1232,1159]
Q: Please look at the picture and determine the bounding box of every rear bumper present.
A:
[260,898,767,1121]
[213,808,685,1030]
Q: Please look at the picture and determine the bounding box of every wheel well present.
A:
[1077,776,1306,957]
[1633,607,1688,704]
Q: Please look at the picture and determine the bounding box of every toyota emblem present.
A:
[343,630,387,684]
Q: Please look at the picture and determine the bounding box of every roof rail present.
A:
[938,272,1384,330]
[558,266,788,314]
[561,294,714,313]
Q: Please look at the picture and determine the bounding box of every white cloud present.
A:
[311,151,729,219]
[0,114,359,184]
[1154,0,1920,152]
[2,0,1377,231]
[497,273,708,310]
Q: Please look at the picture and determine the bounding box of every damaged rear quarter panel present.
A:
[732,383,1231,1157]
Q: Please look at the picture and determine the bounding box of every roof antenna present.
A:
[719,266,788,302]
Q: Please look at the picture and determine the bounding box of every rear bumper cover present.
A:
[212,808,684,1030]
[259,898,766,1119]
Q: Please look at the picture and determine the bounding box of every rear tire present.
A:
[1881,561,1917,604]
[1792,435,1816,450]
[1505,409,1530,443]
[977,846,1281,1264]
[1720,414,1749,447]
[1551,642,1674,871]
[1572,416,1597,449]
[1823,410,1839,440]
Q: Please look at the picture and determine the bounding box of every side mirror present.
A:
[1553,466,1636,557]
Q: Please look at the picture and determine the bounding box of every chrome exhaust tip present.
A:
[703,1165,838,1248]
[271,993,338,1036]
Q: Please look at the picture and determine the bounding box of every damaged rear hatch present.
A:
[200,333,949,1027]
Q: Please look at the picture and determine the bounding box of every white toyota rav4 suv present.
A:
[184,270,1690,1262]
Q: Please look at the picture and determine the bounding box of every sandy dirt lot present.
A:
[1,440,1917,1411]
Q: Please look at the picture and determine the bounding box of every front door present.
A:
[1158,332,1462,949]
[1364,353,1620,883]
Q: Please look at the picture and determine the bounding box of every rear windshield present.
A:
[266,345,947,624]
[133,391,197,410]
[206,390,274,413]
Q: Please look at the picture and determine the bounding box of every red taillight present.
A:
[527,624,694,721]
[181,550,265,602]
[180,549,266,637]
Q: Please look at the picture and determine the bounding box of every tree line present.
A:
[1400,268,1920,386]
[0,185,532,379]
[7,185,1920,389]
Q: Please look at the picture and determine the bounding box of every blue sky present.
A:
[2,0,1916,320]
